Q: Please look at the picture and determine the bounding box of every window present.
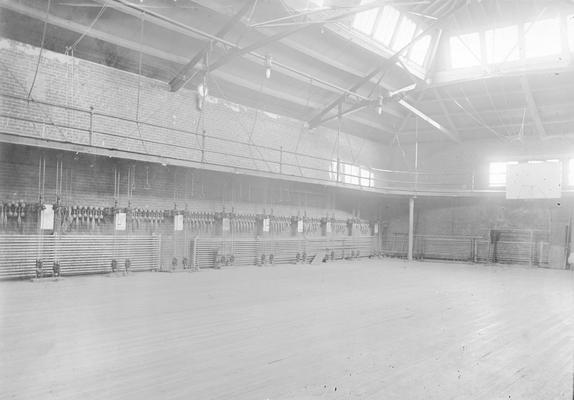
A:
[352,0,379,35]
[450,32,481,68]
[391,16,417,51]
[373,6,400,45]
[308,0,324,8]
[525,18,561,59]
[360,168,374,187]
[528,159,559,164]
[329,161,374,187]
[409,34,431,66]
[568,15,574,52]
[329,160,338,181]
[486,25,519,64]
[344,164,360,185]
[489,161,518,187]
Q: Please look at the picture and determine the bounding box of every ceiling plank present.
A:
[169,0,256,92]
[90,0,386,105]
[203,2,400,74]
[1,0,396,138]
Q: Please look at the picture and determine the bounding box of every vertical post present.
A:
[472,238,478,263]
[529,230,534,267]
[157,233,162,271]
[89,106,94,146]
[408,197,415,261]
[201,129,206,163]
[279,146,283,174]
[192,235,199,271]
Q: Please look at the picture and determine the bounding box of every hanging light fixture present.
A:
[265,54,273,79]
[376,96,383,115]
[196,75,208,111]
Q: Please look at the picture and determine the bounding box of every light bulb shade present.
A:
[376,96,383,115]
[265,67,271,79]
[197,83,208,98]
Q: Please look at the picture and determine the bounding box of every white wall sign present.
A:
[263,218,270,233]
[40,204,54,230]
[506,162,562,199]
[115,213,126,231]
[222,217,230,232]
[174,214,183,231]
[297,220,303,233]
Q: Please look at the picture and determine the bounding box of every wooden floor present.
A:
[1,260,573,400]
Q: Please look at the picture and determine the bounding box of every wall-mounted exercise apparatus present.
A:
[3,200,28,232]
[0,202,6,231]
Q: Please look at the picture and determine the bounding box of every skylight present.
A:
[486,25,519,64]
[392,16,417,51]
[349,3,432,75]
[450,32,481,68]
[409,34,431,66]
[525,18,561,58]
[352,0,379,35]
[373,6,400,46]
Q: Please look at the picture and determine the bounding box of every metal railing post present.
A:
[89,106,94,146]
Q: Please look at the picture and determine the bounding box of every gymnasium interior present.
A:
[1,0,573,398]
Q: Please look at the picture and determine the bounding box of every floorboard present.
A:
[1,260,573,399]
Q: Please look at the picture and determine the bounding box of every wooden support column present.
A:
[408,197,415,261]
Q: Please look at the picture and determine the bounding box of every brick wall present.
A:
[0,38,390,183]
[0,142,385,268]
[384,139,574,267]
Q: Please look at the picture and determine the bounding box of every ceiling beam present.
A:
[307,1,468,130]
[520,75,547,138]
[0,0,390,133]
[91,0,388,105]
[397,98,460,142]
[191,0,408,120]
[0,0,189,63]
[169,0,256,92]
[203,2,401,74]
[310,99,373,127]
[432,88,460,141]
[1,0,396,138]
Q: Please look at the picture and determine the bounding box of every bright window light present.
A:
[308,0,324,8]
[524,18,561,59]
[391,16,417,52]
[409,34,431,66]
[360,168,374,187]
[352,0,379,35]
[329,160,338,180]
[489,161,518,187]
[568,15,574,51]
[331,161,374,187]
[373,6,400,46]
[450,32,481,68]
[344,164,360,185]
[486,25,519,64]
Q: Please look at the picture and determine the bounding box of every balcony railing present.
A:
[0,93,500,196]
